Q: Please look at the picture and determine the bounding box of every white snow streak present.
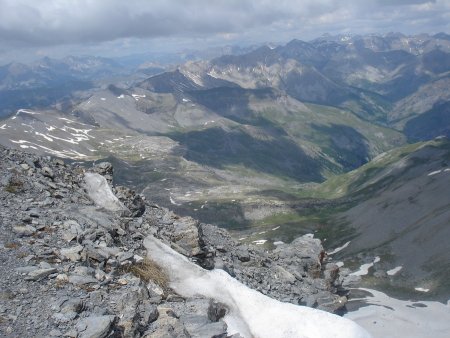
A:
[428,170,442,176]
[143,236,371,338]
[328,241,351,255]
[350,257,380,276]
[387,266,403,276]
[415,287,430,293]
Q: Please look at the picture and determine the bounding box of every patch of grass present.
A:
[126,258,169,290]
[4,242,21,249]
[4,176,23,193]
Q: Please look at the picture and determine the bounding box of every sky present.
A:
[0,0,449,64]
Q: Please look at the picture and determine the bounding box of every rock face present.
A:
[0,145,349,337]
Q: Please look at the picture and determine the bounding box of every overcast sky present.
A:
[0,0,449,64]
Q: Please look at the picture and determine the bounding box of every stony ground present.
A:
[0,145,349,338]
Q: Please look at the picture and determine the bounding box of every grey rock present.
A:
[207,301,227,322]
[235,246,250,262]
[94,162,113,176]
[13,225,37,237]
[76,315,115,338]
[115,186,146,217]
[62,219,83,242]
[60,245,84,261]
[15,266,39,274]
[25,268,57,281]
[41,166,54,179]
[181,314,227,338]
[113,285,153,337]
[117,251,134,263]
[147,306,189,338]
[68,275,98,285]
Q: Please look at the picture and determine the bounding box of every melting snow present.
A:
[169,195,181,206]
[428,170,442,176]
[272,226,280,231]
[100,98,106,101]
[387,266,403,276]
[58,118,89,125]
[10,140,87,158]
[46,126,56,131]
[143,236,371,338]
[35,132,53,142]
[415,287,430,293]
[252,240,267,245]
[328,241,351,255]
[0,124,7,130]
[16,109,39,116]
[84,173,126,212]
[273,241,285,246]
[132,94,146,100]
[117,94,125,99]
[345,288,449,338]
[350,257,380,276]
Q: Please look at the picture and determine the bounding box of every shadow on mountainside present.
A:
[170,126,323,182]
[311,123,371,171]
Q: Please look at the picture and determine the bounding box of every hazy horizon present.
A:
[0,0,449,65]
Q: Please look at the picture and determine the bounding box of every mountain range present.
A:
[1,32,449,300]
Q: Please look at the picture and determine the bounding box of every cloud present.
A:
[0,0,448,52]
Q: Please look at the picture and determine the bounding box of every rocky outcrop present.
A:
[0,145,349,337]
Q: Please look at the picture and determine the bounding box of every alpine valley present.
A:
[1,32,450,337]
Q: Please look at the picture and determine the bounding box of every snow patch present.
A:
[0,124,7,130]
[273,241,285,246]
[143,236,371,338]
[428,170,442,176]
[58,117,89,125]
[84,173,126,212]
[415,287,430,293]
[272,226,280,231]
[169,195,181,206]
[100,97,106,101]
[345,288,449,338]
[10,139,88,159]
[132,94,146,100]
[35,132,53,142]
[16,109,39,116]
[350,257,380,276]
[252,240,267,245]
[387,266,402,276]
[328,241,351,255]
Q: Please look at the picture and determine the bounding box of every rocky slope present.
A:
[0,145,351,338]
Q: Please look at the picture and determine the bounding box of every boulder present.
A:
[76,315,115,338]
